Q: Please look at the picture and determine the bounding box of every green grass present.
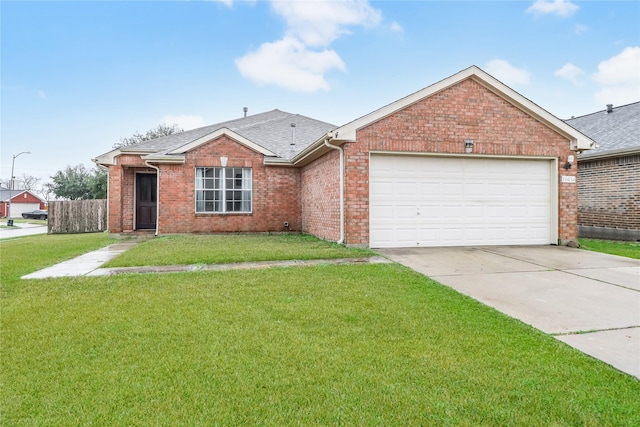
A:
[579,238,640,259]
[2,234,640,425]
[105,233,375,267]
[0,233,116,288]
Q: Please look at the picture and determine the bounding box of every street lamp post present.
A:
[7,151,31,226]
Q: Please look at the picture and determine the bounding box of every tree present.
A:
[49,165,108,200]
[16,174,41,191]
[89,167,107,199]
[113,123,183,149]
[38,182,54,203]
[50,165,93,200]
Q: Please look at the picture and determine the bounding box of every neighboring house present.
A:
[566,102,640,241]
[94,66,595,248]
[0,187,46,218]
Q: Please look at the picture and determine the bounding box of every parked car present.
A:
[21,210,48,220]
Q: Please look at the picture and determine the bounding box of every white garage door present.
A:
[370,155,556,248]
[9,203,41,218]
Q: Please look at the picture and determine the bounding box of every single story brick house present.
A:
[0,187,46,218]
[566,101,640,241]
[94,66,595,248]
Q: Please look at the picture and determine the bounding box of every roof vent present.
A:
[290,123,296,150]
[243,107,248,118]
[606,104,613,114]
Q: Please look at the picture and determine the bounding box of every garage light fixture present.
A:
[564,155,574,170]
[464,139,474,153]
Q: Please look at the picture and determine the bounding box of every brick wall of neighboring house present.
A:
[12,192,43,205]
[301,150,341,241]
[154,135,301,234]
[1,192,45,217]
[340,78,576,246]
[578,154,640,239]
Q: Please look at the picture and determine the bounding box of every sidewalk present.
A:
[21,240,391,279]
[0,222,48,239]
[22,240,140,279]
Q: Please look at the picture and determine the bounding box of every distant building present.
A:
[0,187,47,218]
[566,102,640,241]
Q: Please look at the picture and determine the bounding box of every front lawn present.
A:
[2,234,639,425]
[105,233,374,267]
[0,233,116,288]
[579,238,640,259]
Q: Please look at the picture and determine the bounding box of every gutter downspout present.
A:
[144,161,160,236]
[324,135,345,244]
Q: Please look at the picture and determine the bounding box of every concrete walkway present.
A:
[378,246,640,379]
[22,240,141,279]
[21,241,391,279]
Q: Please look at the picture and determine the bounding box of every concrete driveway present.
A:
[378,246,640,379]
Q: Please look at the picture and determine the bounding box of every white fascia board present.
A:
[141,154,186,164]
[578,147,640,161]
[93,148,156,166]
[167,128,277,157]
[263,157,296,167]
[93,149,122,166]
[331,65,596,151]
[289,132,348,167]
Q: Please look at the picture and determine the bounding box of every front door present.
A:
[136,173,157,230]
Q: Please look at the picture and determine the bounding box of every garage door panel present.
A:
[370,155,555,248]
[371,181,394,196]
[9,203,41,219]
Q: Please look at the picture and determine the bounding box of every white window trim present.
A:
[195,167,252,214]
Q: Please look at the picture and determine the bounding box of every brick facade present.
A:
[0,191,45,217]
[301,149,341,241]
[107,136,301,234]
[578,154,640,239]
[340,79,576,245]
[104,76,580,246]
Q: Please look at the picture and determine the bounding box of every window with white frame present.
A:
[195,167,252,213]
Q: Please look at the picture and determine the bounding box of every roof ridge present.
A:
[566,100,640,121]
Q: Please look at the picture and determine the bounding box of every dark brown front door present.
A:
[136,173,157,230]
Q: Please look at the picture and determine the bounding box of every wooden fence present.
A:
[48,199,107,234]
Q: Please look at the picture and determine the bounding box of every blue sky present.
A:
[2,0,639,187]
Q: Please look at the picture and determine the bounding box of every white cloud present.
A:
[485,59,531,85]
[555,63,584,85]
[236,0,383,92]
[162,114,206,131]
[271,0,381,47]
[574,23,588,35]
[390,21,403,33]
[593,46,640,105]
[526,0,578,18]
[236,37,345,92]
[208,0,233,7]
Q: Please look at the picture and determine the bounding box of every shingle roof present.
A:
[0,189,30,202]
[119,109,337,161]
[565,101,640,159]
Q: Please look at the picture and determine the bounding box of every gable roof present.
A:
[0,189,44,203]
[565,101,640,159]
[292,66,595,165]
[94,110,337,165]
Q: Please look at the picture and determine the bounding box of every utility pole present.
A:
[7,151,31,226]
